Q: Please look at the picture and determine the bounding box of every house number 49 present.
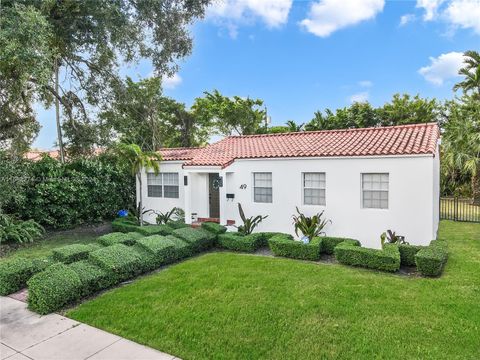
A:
[240,184,247,189]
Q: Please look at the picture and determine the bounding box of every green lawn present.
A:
[68,221,480,360]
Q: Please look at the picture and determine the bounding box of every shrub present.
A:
[112,217,139,233]
[236,203,268,235]
[27,263,83,314]
[167,220,189,229]
[31,257,57,272]
[97,232,143,246]
[164,235,193,259]
[89,244,144,282]
[292,207,330,240]
[135,224,173,236]
[218,233,265,252]
[268,234,322,261]
[135,235,177,267]
[398,244,425,266]
[0,258,37,295]
[68,260,113,296]
[415,240,448,277]
[334,242,400,272]
[321,237,360,255]
[201,222,227,235]
[52,243,98,264]
[0,213,44,244]
[172,227,216,252]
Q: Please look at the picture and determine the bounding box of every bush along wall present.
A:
[415,240,448,277]
[398,244,425,266]
[334,241,401,272]
[268,234,322,261]
[218,232,265,253]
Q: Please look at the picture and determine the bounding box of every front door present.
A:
[208,173,220,218]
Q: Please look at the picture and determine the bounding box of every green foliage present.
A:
[398,244,425,266]
[167,220,189,229]
[135,224,174,236]
[320,237,360,255]
[268,234,321,261]
[236,203,268,235]
[172,227,216,252]
[52,243,98,264]
[27,263,83,314]
[201,222,227,235]
[155,208,177,224]
[453,50,480,99]
[89,244,144,282]
[380,230,407,248]
[334,242,401,272]
[415,240,448,276]
[112,217,139,233]
[292,207,330,240]
[0,212,44,244]
[164,235,193,259]
[31,257,57,272]
[97,232,143,246]
[218,233,265,253]
[135,235,177,267]
[193,89,265,136]
[0,257,37,295]
[68,260,113,297]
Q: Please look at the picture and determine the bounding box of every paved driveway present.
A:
[0,297,178,360]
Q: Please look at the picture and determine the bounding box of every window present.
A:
[362,173,389,209]
[253,172,272,203]
[303,172,326,205]
[147,172,179,198]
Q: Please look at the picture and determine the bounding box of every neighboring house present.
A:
[24,148,104,161]
[139,123,440,248]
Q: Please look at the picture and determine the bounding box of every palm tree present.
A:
[285,120,304,132]
[453,50,480,99]
[115,143,162,225]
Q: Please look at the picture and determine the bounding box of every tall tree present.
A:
[193,90,266,136]
[115,144,162,225]
[0,0,211,154]
[377,94,439,126]
[453,50,480,99]
[285,120,304,132]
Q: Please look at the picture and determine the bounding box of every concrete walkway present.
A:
[0,297,178,360]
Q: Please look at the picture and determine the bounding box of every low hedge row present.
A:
[201,222,227,235]
[167,220,189,229]
[111,217,174,236]
[135,235,177,268]
[172,227,216,252]
[218,233,265,252]
[111,217,139,233]
[97,232,143,246]
[68,260,113,297]
[0,258,38,295]
[268,234,322,261]
[398,244,425,266]
[334,242,400,272]
[321,237,359,255]
[52,243,102,264]
[164,235,193,259]
[415,240,448,277]
[135,224,174,236]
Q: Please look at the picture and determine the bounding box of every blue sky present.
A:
[33,0,480,149]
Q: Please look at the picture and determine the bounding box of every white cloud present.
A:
[416,0,445,21]
[418,51,464,85]
[399,14,416,26]
[350,91,369,103]
[444,0,480,34]
[162,73,182,89]
[358,80,373,88]
[207,0,292,38]
[300,0,385,37]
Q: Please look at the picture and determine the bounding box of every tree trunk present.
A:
[472,164,480,205]
[54,58,65,163]
[138,172,144,226]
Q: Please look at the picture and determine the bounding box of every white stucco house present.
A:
[138,123,441,249]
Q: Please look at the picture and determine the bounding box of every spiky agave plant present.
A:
[0,213,45,244]
[292,207,330,241]
[236,203,268,235]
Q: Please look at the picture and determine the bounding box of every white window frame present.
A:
[302,172,326,206]
[253,172,273,203]
[361,173,389,209]
[147,172,179,198]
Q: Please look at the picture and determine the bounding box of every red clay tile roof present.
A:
[160,123,440,168]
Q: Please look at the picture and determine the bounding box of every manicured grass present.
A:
[1,233,98,260]
[67,221,480,359]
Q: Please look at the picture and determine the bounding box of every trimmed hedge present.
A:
[27,263,83,314]
[52,243,100,264]
[398,244,425,266]
[335,242,400,272]
[321,237,360,255]
[172,227,216,252]
[88,244,144,282]
[97,232,143,246]
[68,260,113,296]
[111,217,139,233]
[201,222,227,235]
[164,235,193,259]
[0,258,37,295]
[415,240,448,277]
[135,235,177,267]
[135,224,174,236]
[268,234,322,261]
[218,233,265,252]
[167,220,189,229]
[31,257,57,272]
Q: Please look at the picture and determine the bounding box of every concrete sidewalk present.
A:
[0,297,178,360]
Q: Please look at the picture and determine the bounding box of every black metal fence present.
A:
[440,197,480,223]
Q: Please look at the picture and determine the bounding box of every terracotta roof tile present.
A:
[160,123,440,168]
